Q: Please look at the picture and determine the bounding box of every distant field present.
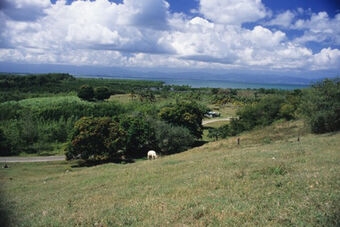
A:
[1,121,339,226]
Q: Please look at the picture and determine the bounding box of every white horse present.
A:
[147,150,158,160]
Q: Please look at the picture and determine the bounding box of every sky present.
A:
[0,0,339,79]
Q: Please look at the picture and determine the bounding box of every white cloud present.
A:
[293,12,340,45]
[312,48,340,70]
[0,0,339,72]
[267,10,295,28]
[199,0,267,25]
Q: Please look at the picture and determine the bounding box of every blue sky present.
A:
[0,0,339,79]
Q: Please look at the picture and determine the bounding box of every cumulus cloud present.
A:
[312,48,340,70]
[267,10,295,28]
[293,12,340,45]
[199,0,267,25]
[0,0,339,72]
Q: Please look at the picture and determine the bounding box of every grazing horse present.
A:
[147,150,157,160]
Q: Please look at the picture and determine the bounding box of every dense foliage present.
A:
[0,73,164,103]
[66,116,195,161]
[207,124,231,141]
[66,117,125,160]
[78,85,94,101]
[300,78,340,133]
[226,90,302,136]
[159,101,207,139]
[2,73,338,160]
[94,87,111,100]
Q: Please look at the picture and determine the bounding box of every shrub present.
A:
[119,115,156,158]
[0,128,11,156]
[66,117,125,160]
[300,78,340,133]
[151,120,195,154]
[207,124,231,140]
[94,87,111,100]
[159,101,207,139]
[77,85,94,101]
[229,95,286,135]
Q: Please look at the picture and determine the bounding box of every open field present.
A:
[1,121,339,226]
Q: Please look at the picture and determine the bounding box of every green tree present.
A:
[0,128,11,156]
[94,87,111,100]
[159,101,207,139]
[150,120,194,154]
[66,117,125,161]
[119,115,156,158]
[300,78,340,133]
[78,85,94,101]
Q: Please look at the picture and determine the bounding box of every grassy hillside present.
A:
[0,121,339,226]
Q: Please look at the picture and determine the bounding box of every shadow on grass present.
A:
[192,140,209,148]
[71,158,135,168]
[0,190,13,227]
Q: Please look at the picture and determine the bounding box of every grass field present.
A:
[0,121,339,226]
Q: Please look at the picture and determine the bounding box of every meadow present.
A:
[0,121,339,226]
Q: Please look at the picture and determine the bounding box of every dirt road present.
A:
[0,156,65,163]
[202,118,232,125]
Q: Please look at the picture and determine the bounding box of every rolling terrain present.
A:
[0,121,339,226]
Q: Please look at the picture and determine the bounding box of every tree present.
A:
[0,128,11,156]
[94,87,111,100]
[300,78,340,133]
[119,115,156,158]
[78,85,94,101]
[207,124,231,141]
[159,101,207,139]
[150,120,194,154]
[65,117,125,161]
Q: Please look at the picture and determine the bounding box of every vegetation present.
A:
[0,73,339,160]
[1,121,339,226]
[77,85,94,101]
[159,101,207,139]
[0,73,339,226]
[300,78,340,133]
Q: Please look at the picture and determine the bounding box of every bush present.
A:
[0,128,11,156]
[207,124,231,140]
[66,117,125,160]
[229,95,286,135]
[94,87,111,100]
[300,78,340,133]
[119,115,156,158]
[159,101,207,139]
[151,120,195,154]
[78,85,94,101]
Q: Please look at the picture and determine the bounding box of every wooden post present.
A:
[237,138,240,145]
[297,136,300,142]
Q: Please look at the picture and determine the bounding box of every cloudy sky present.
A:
[0,0,339,78]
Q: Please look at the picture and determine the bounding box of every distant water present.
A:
[160,78,309,90]
[78,75,309,90]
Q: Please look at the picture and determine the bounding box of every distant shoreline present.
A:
[75,74,310,90]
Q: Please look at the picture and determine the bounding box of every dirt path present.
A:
[0,156,65,163]
[202,117,232,125]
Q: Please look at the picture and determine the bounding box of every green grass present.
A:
[14,95,86,108]
[0,121,339,226]
[207,104,238,118]
[108,94,133,104]
[204,120,229,128]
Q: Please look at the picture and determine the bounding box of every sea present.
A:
[159,78,309,90]
[80,75,310,90]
